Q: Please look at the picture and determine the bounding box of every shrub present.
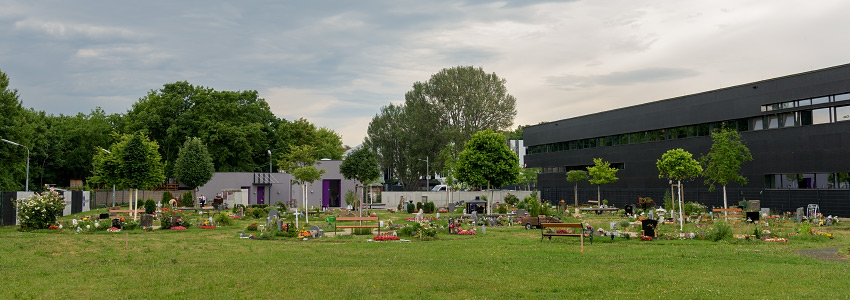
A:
[246,223,259,231]
[17,187,66,229]
[160,215,172,229]
[516,201,527,210]
[497,204,507,214]
[529,201,540,217]
[181,191,194,207]
[123,219,139,230]
[399,223,419,236]
[144,199,156,214]
[247,207,267,219]
[406,203,415,213]
[423,202,435,214]
[707,221,733,242]
[415,202,423,212]
[504,193,519,206]
[213,212,235,226]
[618,220,631,230]
[161,191,172,206]
[353,228,373,235]
[683,201,706,216]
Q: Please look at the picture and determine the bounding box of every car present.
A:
[431,185,448,192]
[520,215,561,229]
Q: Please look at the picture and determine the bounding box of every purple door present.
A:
[322,180,330,208]
[257,186,265,204]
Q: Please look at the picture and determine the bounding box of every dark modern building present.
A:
[524,64,850,216]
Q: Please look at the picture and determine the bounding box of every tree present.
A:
[91,133,165,220]
[565,170,588,207]
[517,167,540,191]
[0,68,28,191]
[339,147,380,208]
[365,104,419,189]
[700,127,753,211]
[278,144,326,226]
[456,129,520,214]
[656,148,703,230]
[586,158,618,205]
[174,137,215,203]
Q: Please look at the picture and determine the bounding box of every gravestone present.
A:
[516,209,528,216]
[140,215,153,228]
[309,225,322,238]
[99,213,110,220]
[760,208,770,217]
[170,216,182,228]
[448,203,456,212]
[746,211,759,222]
[795,207,804,222]
[624,205,633,216]
[268,208,279,219]
[641,219,658,237]
[112,218,122,229]
[747,200,760,212]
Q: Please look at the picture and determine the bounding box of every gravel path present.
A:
[798,247,847,263]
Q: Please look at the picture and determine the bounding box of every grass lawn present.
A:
[1,209,848,299]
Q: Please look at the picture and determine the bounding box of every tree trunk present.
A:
[573,183,578,207]
[678,180,684,231]
[597,185,601,205]
[303,183,309,224]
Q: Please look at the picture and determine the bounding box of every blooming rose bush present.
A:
[18,186,66,229]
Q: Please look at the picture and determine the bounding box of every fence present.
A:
[382,190,535,210]
[90,190,188,209]
[541,187,850,217]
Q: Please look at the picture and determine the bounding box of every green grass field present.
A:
[2,209,848,299]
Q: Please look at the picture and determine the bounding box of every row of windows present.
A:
[542,163,626,174]
[761,92,850,112]
[754,105,850,130]
[527,119,749,155]
[765,173,850,189]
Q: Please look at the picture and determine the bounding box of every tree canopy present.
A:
[92,133,165,190]
[701,127,753,190]
[586,158,619,203]
[0,68,28,190]
[174,137,215,190]
[456,129,519,189]
[657,148,703,181]
[566,170,588,206]
[340,146,380,186]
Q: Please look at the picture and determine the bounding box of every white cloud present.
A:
[13,18,142,40]
[263,87,342,120]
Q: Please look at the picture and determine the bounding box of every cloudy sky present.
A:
[2,0,848,146]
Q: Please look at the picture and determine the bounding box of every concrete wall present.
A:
[382,190,534,209]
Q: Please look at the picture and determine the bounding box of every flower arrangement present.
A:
[641,236,653,241]
[458,228,477,235]
[17,185,67,229]
[298,229,311,238]
[556,229,570,234]
[200,226,216,229]
[373,235,400,241]
[637,197,655,210]
[761,237,788,242]
[48,225,59,230]
[170,226,187,230]
[107,227,121,232]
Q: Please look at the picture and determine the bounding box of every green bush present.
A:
[683,201,706,216]
[144,199,156,214]
[17,188,65,229]
[707,221,733,242]
[407,203,415,213]
[423,202,435,214]
[399,223,419,236]
[123,219,139,230]
[516,201,527,210]
[497,204,507,214]
[353,228,373,235]
[161,191,172,206]
[415,202,423,212]
[160,215,172,229]
[247,207,267,219]
[246,223,259,231]
[504,193,519,206]
[213,212,234,226]
[181,191,194,207]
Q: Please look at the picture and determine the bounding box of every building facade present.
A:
[524,64,850,216]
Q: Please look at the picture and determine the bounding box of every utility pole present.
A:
[2,139,29,192]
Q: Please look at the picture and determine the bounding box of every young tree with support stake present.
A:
[278,144,325,227]
[456,129,519,215]
[586,158,618,206]
[340,146,380,219]
[566,170,588,207]
[174,137,215,206]
[701,127,752,214]
[657,148,703,230]
[92,133,165,221]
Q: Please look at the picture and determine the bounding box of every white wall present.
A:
[382,190,534,209]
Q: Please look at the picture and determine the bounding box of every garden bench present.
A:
[540,222,592,246]
[712,208,743,220]
[334,216,380,235]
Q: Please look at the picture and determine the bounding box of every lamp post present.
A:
[2,138,29,192]
[267,150,272,173]
[419,157,429,190]
[100,148,116,208]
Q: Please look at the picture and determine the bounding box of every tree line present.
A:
[0,69,344,191]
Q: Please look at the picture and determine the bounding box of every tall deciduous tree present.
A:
[518,167,540,191]
[175,137,215,203]
[0,68,28,191]
[587,158,619,205]
[657,148,703,230]
[566,170,588,207]
[701,127,753,211]
[456,129,520,214]
[365,104,418,189]
[340,146,380,208]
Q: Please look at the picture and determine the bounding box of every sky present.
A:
[2,0,849,146]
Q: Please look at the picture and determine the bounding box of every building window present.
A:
[812,107,831,124]
[781,113,796,128]
[767,115,779,129]
[835,93,850,102]
[752,117,764,130]
[835,105,850,122]
[797,99,811,106]
[812,96,830,105]
[780,101,795,109]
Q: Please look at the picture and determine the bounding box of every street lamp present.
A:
[100,148,116,208]
[267,149,272,173]
[419,157,429,190]
[2,138,29,192]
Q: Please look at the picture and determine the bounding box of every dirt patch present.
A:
[798,247,848,263]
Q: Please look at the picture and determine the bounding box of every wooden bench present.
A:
[334,216,380,235]
[712,208,743,219]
